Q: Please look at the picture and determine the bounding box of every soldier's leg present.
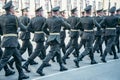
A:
[8,41,28,69]
[62,39,74,64]
[36,42,57,76]
[27,40,33,56]
[13,48,29,80]
[38,42,46,60]
[27,40,38,65]
[93,36,100,53]
[61,38,66,55]
[0,48,15,76]
[74,39,91,67]
[116,34,120,53]
[73,37,79,57]
[101,36,114,62]
[22,42,42,72]
[72,39,86,58]
[89,49,97,64]
[0,47,13,71]
[111,45,119,59]
[111,36,119,59]
[4,64,15,76]
[66,38,72,50]
[19,40,28,61]
[56,50,67,71]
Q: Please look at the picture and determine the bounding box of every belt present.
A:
[71,29,79,31]
[84,30,93,32]
[3,34,17,37]
[116,26,120,27]
[50,33,60,35]
[106,28,116,30]
[35,31,44,34]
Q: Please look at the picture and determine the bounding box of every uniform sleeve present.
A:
[93,18,101,30]
[61,19,71,30]
[75,19,83,31]
[15,16,26,31]
[42,20,49,35]
[0,23,3,35]
[27,20,34,33]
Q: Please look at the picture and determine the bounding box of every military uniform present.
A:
[101,7,119,62]
[62,7,80,64]
[36,6,70,76]
[60,17,67,55]
[19,7,33,59]
[0,22,15,76]
[93,9,104,56]
[22,7,47,72]
[0,1,29,80]
[74,5,100,67]
[115,8,120,53]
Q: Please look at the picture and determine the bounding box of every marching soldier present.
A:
[74,5,100,67]
[0,1,29,80]
[19,7,37,64]
[59,10,67,55]
[19,7,33,61]
[62,7,80,64]
[115,8,120,53]
[93,9,104,56]
[101,6,119,62]
[8,7,37,70]
[22,7,51,72]
[0,19,15,76]
[36,6,70,76]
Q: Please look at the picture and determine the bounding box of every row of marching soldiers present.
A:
[0,1,120,80]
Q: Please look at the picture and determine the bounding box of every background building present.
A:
[0,0,120,18]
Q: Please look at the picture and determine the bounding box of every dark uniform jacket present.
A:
[0,13,26,47]
[19,16,30,40]
[28,15,46,42]
[102,15,119,36]
[76,16,100,40]
[67,16,80,38]
[94,16,104,36]
[115,14,120,33]
[60,17,67,39]
[42,16,71,44]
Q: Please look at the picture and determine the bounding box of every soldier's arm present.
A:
[27,20,34,33]
[61,19,71,30]
[0,23,3,35]
[75,19,83,31]
[93,18,101,30]
[42,21,49,35]
[16,16,26,31]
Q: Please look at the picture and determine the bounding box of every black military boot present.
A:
[21,57,26,62]
[22,60,31,72]
[59,63,68,71]
[36,63,46,76]
[18,72,29,80]
[62,57,67,64]
[30,60,38,65]
[44,63,51,67]
[91,60,97,64]
[8,59,14,69]
[113,54,119,59]
[4,65,15,76]
[51,57,56,62]
[73,59,80,68]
